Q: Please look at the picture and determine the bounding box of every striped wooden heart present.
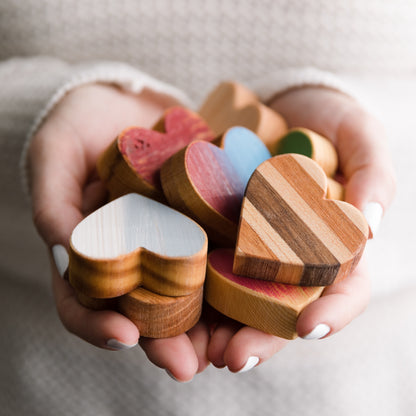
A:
[233,154,369,286]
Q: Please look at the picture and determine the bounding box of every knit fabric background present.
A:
[0,1,415,415]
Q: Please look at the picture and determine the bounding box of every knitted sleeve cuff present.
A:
[248,66,374,112]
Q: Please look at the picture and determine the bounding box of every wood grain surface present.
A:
[199,81,287,153]
[69,193,208,298]
[326,176,345,200]
[97,106,215,201]
[234,154,369,286]
[77,285,203,338]
[205,249,324,339]
[161,127,271,247]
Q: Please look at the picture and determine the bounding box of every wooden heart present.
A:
[97,106,215,201]
[326,177,345,201]
[205,249,324,339]
[199,81,287,153]
[233,154,369,286]
[69,193,208,298]
[275,127,338,177]
[161,127,271,247]
[76,286,203,339]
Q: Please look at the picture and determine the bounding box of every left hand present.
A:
[206,86,396,373]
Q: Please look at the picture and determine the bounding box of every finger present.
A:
[186,321,211,373]
[296,257,371,340]
[337,108,396,235]
[30,122,142,351]
[139,334,199,383]
[207,317,243,368]
[51,255,139,350]
[222,326,288,373]
[270,87,396,236]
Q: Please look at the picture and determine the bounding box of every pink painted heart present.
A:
[97,106,215,201]
[160,127,271,246]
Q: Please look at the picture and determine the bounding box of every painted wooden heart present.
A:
[160,127,271,247]
[275,127,338,176]
[199,81,287,153]
[97,106,215,201]
[233,154,369,286]
[205,249,324,339]
[69,193,208,299]
[76,285,203,339]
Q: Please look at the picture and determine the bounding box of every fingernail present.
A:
[302,324,331,340]
[237,356,259,373]
[106,339,138,351]
[165,370,192,383]
[52,244,69,277]
[362,202,383,237]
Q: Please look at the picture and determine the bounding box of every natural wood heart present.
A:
[161,127,271,247]
[69,193,208,298]
[205,249,324,339]
[199,81,287,153]
[233,154,369,286]
[97,106,215,201]
[326,177,345,200]
[76,286,203,339]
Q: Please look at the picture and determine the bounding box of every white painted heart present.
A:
[69,193,208,298]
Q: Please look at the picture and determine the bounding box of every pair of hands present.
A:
[28,82,396,382]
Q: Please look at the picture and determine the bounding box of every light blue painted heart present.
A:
[221,126,271,188]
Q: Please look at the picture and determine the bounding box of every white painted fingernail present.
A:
[52,244,69,277]
[237,356,260,373]
[302,324,331,340]
[106,339,138,351]
[362,202,383,237]
[165,370,192,383]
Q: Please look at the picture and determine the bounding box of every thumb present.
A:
[336,107,396,236]
[28,121,86,249]
[27,125,140,349]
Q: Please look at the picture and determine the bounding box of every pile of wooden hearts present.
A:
[68,82,369,339]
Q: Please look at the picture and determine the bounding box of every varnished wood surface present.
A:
[326,176,345,200]
[234,154,369,286]
[69,193,208,298]
[205,249,324,340]
[199,81,287,153]
[77,285,203,339]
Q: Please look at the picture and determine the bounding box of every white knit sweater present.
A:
[1,1,416,415]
